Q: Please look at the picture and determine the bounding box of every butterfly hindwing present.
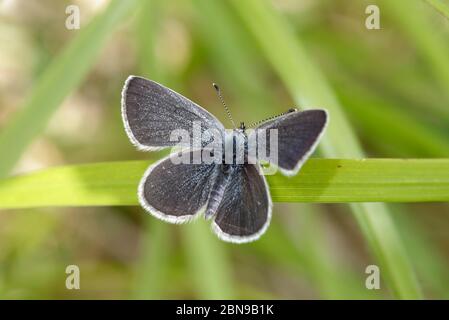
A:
[139,150,219,223]
[212,164,271,243]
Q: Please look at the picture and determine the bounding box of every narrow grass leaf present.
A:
[383,0,449,99]
[183,221,235,299]
[0,159,448,209]
[424,0,449,21]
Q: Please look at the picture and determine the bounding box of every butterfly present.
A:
[121,76,328,243]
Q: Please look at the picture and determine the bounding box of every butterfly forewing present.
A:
[252,109,328,175]
[122,76,225,151]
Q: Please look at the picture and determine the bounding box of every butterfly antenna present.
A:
[248,108,298,128]
[213,83,236,129]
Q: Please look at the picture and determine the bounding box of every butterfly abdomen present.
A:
[205,165,232,219]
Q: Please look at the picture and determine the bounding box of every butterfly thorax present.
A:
[220,128,249,165]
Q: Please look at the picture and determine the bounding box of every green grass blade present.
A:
[253,209,382,299]
[424,0,449,21]
[183,222,235,299]
[304,26,449,122]
[228,0,422,298]
[0,0,140,179]
[132,221,170,299]
[383,0,449,98]
[333,74,449,157]
[0,159,447,209]
[394,206,449,299]
[193,0,277,118]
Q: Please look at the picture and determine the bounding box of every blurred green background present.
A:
[0,0,449,299]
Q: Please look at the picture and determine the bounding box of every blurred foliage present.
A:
[0,0,448,299]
